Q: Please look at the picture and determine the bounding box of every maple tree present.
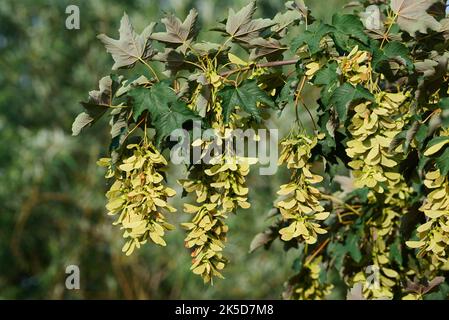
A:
[74,0,449,299]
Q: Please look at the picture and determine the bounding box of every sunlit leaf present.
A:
[97,13,156,70]
[390,0,441,35]
[224,1,274,44]
[151,9,198,54]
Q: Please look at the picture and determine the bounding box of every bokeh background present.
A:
[0,0,348,299]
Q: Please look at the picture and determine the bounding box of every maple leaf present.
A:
[73,76,120,136]
[151,9,198,54]
[291,22,334,54]
[271,1,308,36]
[129,81,200,144]
[224,1,274,44]
[390,0,441,35]
[219,80,275,123]
[97,13,155,70]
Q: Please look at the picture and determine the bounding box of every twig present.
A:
[321,194,362,217]
[122,116,146,143]
[299,96,318,131]
[294,76,307,126]
[305,238,331,266]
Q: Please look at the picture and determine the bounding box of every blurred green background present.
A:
[0,0,347,299]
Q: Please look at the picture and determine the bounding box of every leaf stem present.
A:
[143,117,148,144]
[294,76,307,127]
[321,194,362,217]
[184,60,207,71]
[380,11,399,49]
[423,108,442,124]
[299,95,317,131]
[139,58,160,81]
[213,36,232,62]
[304,238,330,266]
[123,116,146,142]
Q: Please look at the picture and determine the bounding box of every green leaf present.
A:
[276,77,296,111]
[331,14,369,52]
[331,14,369,48]
[291,243,305,273]
[224,1,274,44]
[438,97,449,110]
[292,257,303,273]
[390,238,403,266]
[315,63,339,109]
[129,81,177,121]
[330,83,374,122]
[150,9,198,54]
[156,101,200,145]
[345,233,362,263]
[372,41,413,71]
[219,80,275,123]
[314,62,338,86]
[424,282,449,300]
[327,242,347,270]
[129,81,200,144]
[116,75,151,97]
[97,13,155,70]
[347,187,370,203]
[391,0,441,35]
[436,147,449,176]
[415,123,429,145]
[291,22,334,54]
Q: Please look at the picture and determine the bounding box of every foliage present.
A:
[1,0,304,299]
[74,0,449,299]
